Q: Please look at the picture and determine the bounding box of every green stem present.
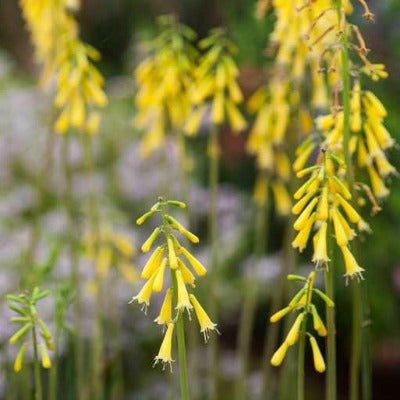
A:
[61,135,85,400]
[207,125,219,400]
[171,271,190,400]
[32,324,43,400]
[336,3,364,399]
[325,267,337,400]
[236,173,269,400]
[160,204,190,400]
[81,134,104,400]
[297,315,307,400]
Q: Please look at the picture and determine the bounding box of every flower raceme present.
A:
[292,152,366,280]
[270,272,333,373]
[19,0,107,135]
[134,16,197,157]
[185,28,247,135]
[130,198,218,370]
[7,288,54,372]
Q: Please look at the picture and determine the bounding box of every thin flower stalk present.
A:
[7,288,55,400]
[131,199,218,400]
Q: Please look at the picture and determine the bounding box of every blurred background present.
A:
[0,0,399,399]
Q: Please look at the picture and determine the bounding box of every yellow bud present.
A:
[270,306,292,323]
[292,213,316,253]
[141,246,164,279]
[14,343,27,372]
[40,343,51,369]
[152,258,167,293]
[309,336,326,373]
[336,194,362,224]
[178,259,195,286]
[312,222,330,265]
[331,208,348,247]
[167,238,178,269]
[271,182,291,216]
[270,341,289,367]
[141,227,161,253]
[293,197,318,231]
[286,313,304,346]
[367,165,390,198]
[180,247,207,276]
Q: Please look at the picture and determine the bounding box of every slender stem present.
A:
[61,134,85,400]
[350,282,361,400]
[171,271,190,400]
[325,267,337,400]
[236,173,269,400]
[160,204,190,400]
[207,125,219,400]
[32,324,43,400]
[297,316,307,400]
[336,2,364,399]
[81,134,104,400]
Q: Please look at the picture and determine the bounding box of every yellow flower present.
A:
[180,247,207,276]
[177,259,196,287]
[40,343,51,369]
[141,227,161,253]
[271,182,291,216]
[309,336,326,373]
[189,294,218,341]
[312,222,330,265]
[154,289,172,325]
[152,258,167,293]
[175,270,192,312]
[340,246,364,281]
[367,165,389,198]
[153,323,174,371]
[130,271,157,310]
[286,313,304,346]
[270,341,289,367]
[336,194,362,224]
[270,306,292,323]
[292,212,316,253]
[167,238,178,269]
[14,343,27,373]
[141,247,164,279]
[311,305,327,337]
[331,208,348,247]
[293,198,318,231]
[316,187,329,221]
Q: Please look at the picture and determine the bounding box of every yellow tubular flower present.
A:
[141,246,164,279]
[309,336,326,373]
[271,182,291,216]
[271,341,289,367]
[154,323,175,371]
[293,198,319,231]
[178,259,196,287]
[180,247,207,276]
[312,222,330,265]
[153,258,167,293]
[40,343,51,369]
[311,305,327,337]
[167,238,178,269]
[316,187,329,221]
[270,306,292,323]
[14,343,27,373]
[367,165,389,198]
[130,271,157,310]
[154,289,173,325]
[292,212,316,253]
[175,270,192,312]
[141,227,161,253]
[331,207,348,247]
[286,313,304,346]
[189,294,218,342]
[340,245,365,281]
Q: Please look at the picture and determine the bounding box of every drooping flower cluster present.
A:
[270,272,333,373]
[19,0,107,134]
[314,82,396,199]
[7,288,54,372]
[292,151,368,281]
[130,198,218,370]
[134,16,198,157]
[185,28,247,135]
[83,226,138,291]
